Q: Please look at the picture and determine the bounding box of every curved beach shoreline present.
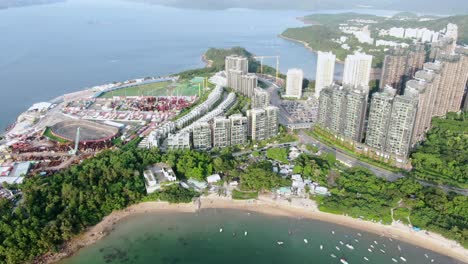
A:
[41,196,468,264]
[278,34,344,64]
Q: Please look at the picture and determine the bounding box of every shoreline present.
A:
[202,53,214,68]
[42,196,468,264]
[278,34,345,64]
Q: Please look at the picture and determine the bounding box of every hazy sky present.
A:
[129,0,468,14]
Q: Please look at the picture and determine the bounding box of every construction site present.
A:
[0,75,210,181]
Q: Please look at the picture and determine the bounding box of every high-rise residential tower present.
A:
[315,51,336,98]
[431,48,468,116]
[192,122,212,150]
[212,117,230,148]
[380,44,426,94]
[247,108,267,141]
[225,55,248,74]
[229,114,248,146]
[285,68,304,99]
[343,52,373,90]
[365,86,397,150]
[385,88,419,158]
[240,73,258,97]
[252,88,270,108]
[317,84,368,142]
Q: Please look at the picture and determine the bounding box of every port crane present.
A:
[252,56,280,84]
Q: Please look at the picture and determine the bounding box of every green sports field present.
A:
[99,80,202,98]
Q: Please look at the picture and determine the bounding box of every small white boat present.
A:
[244,231,248,236]
[368,248,373,253]
[332,230,335,235]
[392,258,398,263]
[336,246,341,251]
[339,241,344,245]
[320,245,323,250]
[397,245,402,251]
[389,238,393,242]
[304,239,308,244]
[383,244,386,248]
[424,254,429,258]
[331,254,337,258]
[430,259,434,263]
[340,258,349,264]
[400,256,407,262]
[277,241,284,245]
[374,241,378,245]
[219,228,223,233]
[370,245,375,249]
[346,244,354,250]
[357,233,362,237]
[380,249,386,254]
[354,239,359,243]
[364,257,369,261]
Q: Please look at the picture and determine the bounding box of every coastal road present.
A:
[298,131,468,196]
[297,130,404,182]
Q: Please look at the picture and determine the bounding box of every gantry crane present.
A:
[253,56,280,84]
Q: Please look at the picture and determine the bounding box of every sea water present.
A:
[62,209,461,264]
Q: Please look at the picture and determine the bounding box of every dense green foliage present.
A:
[411,112,468,188]
[205,47,285,79]
[292,154,332,185]
[205,47,254,70]
[145,185,199,204]
[266,147,288,164]
[0,147,161,263]
[164,150,214,181]
[316,165,468,247]
[239,161,291,191]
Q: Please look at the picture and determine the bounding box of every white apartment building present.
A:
[285,68,304,99]
[343,52,373,91]
[315,51,336,98]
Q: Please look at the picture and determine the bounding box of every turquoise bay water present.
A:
[63,209,461,264]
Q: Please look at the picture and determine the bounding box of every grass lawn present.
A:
[232,189,258,200]
[99,81,201,98]
[393,207,411,225]
[43,127,69,143]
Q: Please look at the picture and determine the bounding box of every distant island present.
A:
[0,0,64,9]
[124,0,468,14]
[280,12,468,68]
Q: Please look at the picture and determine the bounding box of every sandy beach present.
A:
[40,195,468,264]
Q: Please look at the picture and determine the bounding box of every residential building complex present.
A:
[226,55,259,97]
[315,51,336,98]
[366,86,397,150]
[343,52,373,90]
[285,68,303,99]
[384,89,419,158]
[212,117,231,148]
[431,49,468,116]
[317,84,368,142]
[380,44,425,94]
[240,73,257,97]
[247,106,279,141]
[225,55,248,74]
[229,114,248,146]
[192,122,212,150]
[252,87,270,108]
